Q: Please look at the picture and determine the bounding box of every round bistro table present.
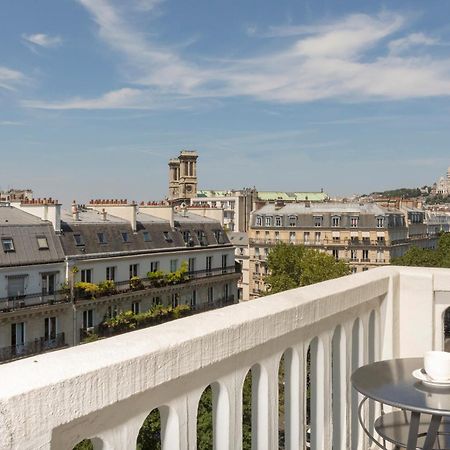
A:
[351,358,450,450]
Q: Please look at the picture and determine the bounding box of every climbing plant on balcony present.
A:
[74,282,100,299]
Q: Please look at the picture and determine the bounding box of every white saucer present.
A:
[412,368,450,387]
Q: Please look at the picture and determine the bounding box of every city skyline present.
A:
[1,0,450,206]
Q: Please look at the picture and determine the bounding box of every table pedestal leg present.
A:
[406,411,420,450]
[422,414,442,450]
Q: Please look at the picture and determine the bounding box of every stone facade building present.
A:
[247,201,437,298]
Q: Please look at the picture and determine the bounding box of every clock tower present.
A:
[168,150,198,203]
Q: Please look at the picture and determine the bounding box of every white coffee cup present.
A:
[424,351,450,381]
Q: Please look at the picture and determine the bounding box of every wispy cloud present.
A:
[23,5,450,109]
[0,121,23,126]
[0,66,26,91]
[22,33,62,48]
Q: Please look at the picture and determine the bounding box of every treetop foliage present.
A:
[264,243,351,294]
[392,233,450,268]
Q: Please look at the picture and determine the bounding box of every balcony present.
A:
[0,332,66,364]
[0,290,69,313]
[0,266,449,449]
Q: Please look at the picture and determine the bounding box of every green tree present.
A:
[392,233,450,268]
[265,243,350,294]
[73,440,93,450]
[137,409,161,450]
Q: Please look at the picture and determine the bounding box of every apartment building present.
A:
[247,201,436,298]
[0,199,239,362]
[228,232,250,301]
[191,188,257,232]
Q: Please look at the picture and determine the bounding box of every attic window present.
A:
[121,232,130,243]
[163,231,172,242]
[73,234,85,246]
[97,232,107,244]
[1,238,15,252]
[37,237,49,250]
[143,231,151,242]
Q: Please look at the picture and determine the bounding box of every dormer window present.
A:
[163,231,173,242]
[256,216,262,226]
[265,216,272,227]
[350,217,359,228]
[331,216,341,227]
[376,217,384,228]
[73,234,85,246]
[275,216,282,227]
[143,231,151,242]
[121,232,130,243]
[37,236,49,250]
[97,232,107,244]
[314,216,323,227]
[288,216,297,227]
[1,238,15,252]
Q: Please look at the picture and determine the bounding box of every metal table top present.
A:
[351,358,450,416]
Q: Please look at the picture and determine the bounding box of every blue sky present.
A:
[1,0,450,206]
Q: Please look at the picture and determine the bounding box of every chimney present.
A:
[275,198,285,210]
[72,201,80,221]
[101,208,107,221]
[305,195,311,208]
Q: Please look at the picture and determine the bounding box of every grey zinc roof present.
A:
[0,206,65,267]
[61,209,128,224]
[254,202,399,215]
[227,232,249,245]
[173,211,219,223]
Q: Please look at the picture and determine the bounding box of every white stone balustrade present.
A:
[0,266,449,450]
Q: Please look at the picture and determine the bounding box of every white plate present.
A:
[412,368,450,387]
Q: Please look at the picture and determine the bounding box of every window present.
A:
[188,257,196,273]
[377,250,384,262]
[350,217,359,228]
[41,273,55,295]
[351,250,358,261]
[73,234,85,246]
[121,232,130,243]
[351,267,357,274]
[377,236,385,245]
[143,231,151,242]
[152,296,161,306]
[44,317,57,341]
[222,254,228,273]
[82,310,94,329]
[265,216,272,227]
[275,216,282,227]
[107,305,118,319]
[275,231,280,241]
[106,266,116,281]
[208,286,214,304]
[197,230,206,246]
[131,301,140,314]
[129,264,139,278]
[332,249,339,260]
[362,267,369,272]
[150,261,159,273]
[362,249,369,261]
[333,235,339,242]
[214,230,224,244]
[315,231,321,243]
[332,216,341,227]
[2,238,15,252]
[255,247,260,256]
[304,232,310,244]
[97,232,107,244]
[11,322,25,347]
[206,256,213,274]
[314,216,323,227]
[170,259,178,272]
[376,217,384,228]
[37,237,49,250]
[289,231,296,243]
[289,216,297,227]
[191,290,197,308]
[182,230,191,244]
[171,293,179,308]
[256,216,262,226]
[80,269,92,283]
[163,231,173,242]
[7,275,26,299]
